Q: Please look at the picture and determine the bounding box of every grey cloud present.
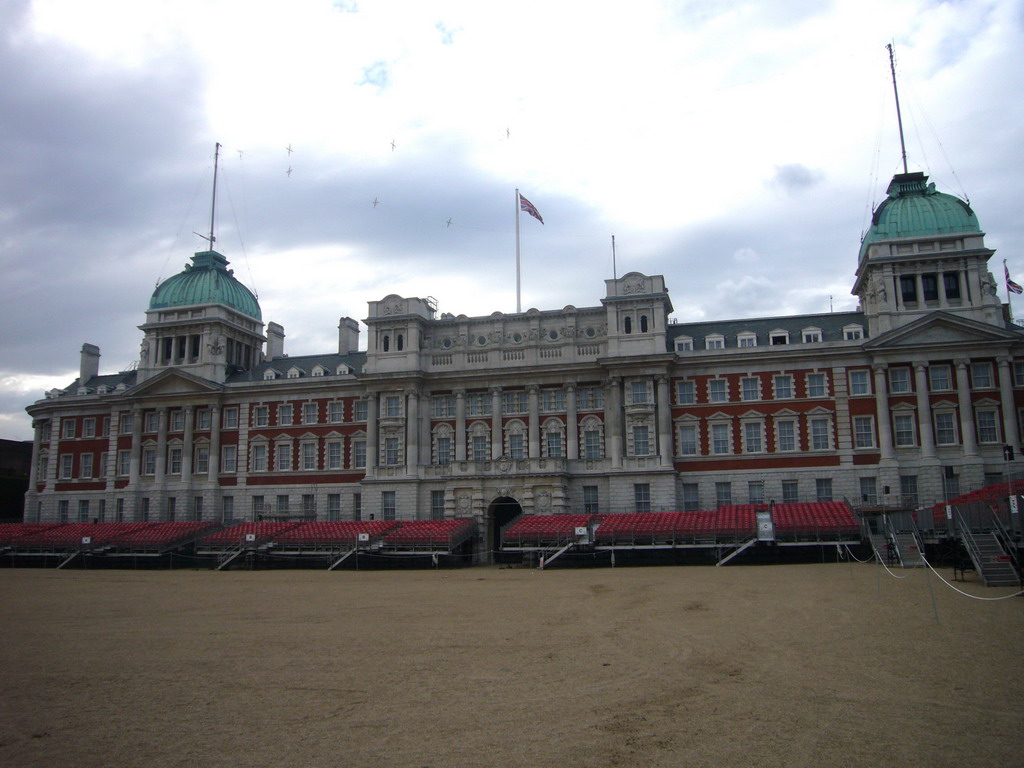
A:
[767,164,824,195]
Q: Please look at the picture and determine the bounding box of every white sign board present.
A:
[1011,496,1019,516]
[245,533,257,542]
[358,533,370,542]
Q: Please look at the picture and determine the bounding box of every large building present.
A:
[23,170,1024,556]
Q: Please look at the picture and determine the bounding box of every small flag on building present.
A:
[519,194,544,224]
[1006,263,1023,294]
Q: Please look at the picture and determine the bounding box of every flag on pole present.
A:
[519,194,544,224]
[1006,263,1023,294]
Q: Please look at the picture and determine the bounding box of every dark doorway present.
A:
[488,496,522,556]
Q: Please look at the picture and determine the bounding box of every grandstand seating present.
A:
[271,520,400,546]
[502,514,595,546]
[106,522,218,549]
[0,523,62,546]
[771,501,859,539]
[382,519,475,548]
[8,522,153,549]
[593,512,682,543]
[197,522,302,547]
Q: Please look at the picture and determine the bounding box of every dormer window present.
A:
[705,334,725,350]
[737,332,757,348]
[287,367,302,379]
[770,330,789,345]
[263,369,278,381]
[801,327,822,343]
[675,336,693,352]
[843,325,864,341]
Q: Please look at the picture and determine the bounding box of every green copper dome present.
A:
[149,250,262,320]
[859,172,980,261]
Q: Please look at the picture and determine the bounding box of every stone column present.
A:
[998,357,1020,454]
[208,405,221,480]
[155,407,168,483]
[454,390,467,461]
[914,363,935,458]
[656,375,672,467]
[527,384,540,458]
[955,360,978,456]
[182,405,195,478]
[129,407,143,484]
[406,390,419,474]
[490,386,502,459]
[366,394,378,475]
[873,365,894,460]
[566,384,578,461]
[606,377,622,467]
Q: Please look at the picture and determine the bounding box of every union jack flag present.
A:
[1006,264,1022,294]
[519,194,544,224]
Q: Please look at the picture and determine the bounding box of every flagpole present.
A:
[515,188,522,313]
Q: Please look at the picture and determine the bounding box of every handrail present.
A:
[953,508,986,576]
[988,502,1023,585]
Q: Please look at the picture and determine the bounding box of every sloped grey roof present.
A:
[227,351,367,383]
[667,310,866,350]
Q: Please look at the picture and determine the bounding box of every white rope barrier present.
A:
[919,554,1024,602]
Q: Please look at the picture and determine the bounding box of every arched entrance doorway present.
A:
[487,496,522,559]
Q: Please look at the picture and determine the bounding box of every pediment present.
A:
[126,369,224,398]
[865,311,1022,351]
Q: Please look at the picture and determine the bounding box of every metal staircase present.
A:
[955,509,1022,587]
[890,531,925,568]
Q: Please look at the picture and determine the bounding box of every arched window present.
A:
[397,333,404,351]
[382,334,390,352]
[624,316,633,334]
[640,315,649,333]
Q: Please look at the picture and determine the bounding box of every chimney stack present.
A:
[80,343,100,384]
[338,317,360,355]
[267,322,285,359]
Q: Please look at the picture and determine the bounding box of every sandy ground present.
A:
[0,561,1021,768]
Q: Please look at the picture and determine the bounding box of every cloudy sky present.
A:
[3,0,1022,440]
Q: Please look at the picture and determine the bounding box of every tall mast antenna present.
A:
[886,43,909,174]
[208,142,221,246]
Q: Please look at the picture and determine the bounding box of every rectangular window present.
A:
[738,335,757,348]
[934,412,957,445]
[115,497,124,522]
[223,407,238,429]
[748,481,764,505]
[576,387,603,410]
[853,416,875,448]
[782,480,799,503]
[774,375,793,399]
[302,494,315,515]
[276,495,289,514]
[815,478,833,502]
[354,400,368,421]
[501,391,528,415]
[809,418,830,450]
[859,477,877,505]
[327,494,341,521]
[583,485,599,514]
[222,445,237,473]
[221,496,234,522]
[711,423,731,455]
[78,499,90,523]
[943,272,961,300]
[706,336,724,350]
[715,482,732,506]
[775,421,796,452]
[1014,362,1024,388]
[632,425,650,456]
[327,441,342,470]
[467,393,492,416]
[197,409,211,430]
[849,370,870,396]
[844,327,863,341]
[894,414,916,447]
[193,497,204,522]
[303,402,318,424]
[678,424,698,455]
[170,410,185,432]
[384,437,401,465]
[976,410,999,443]
[545,431,563,458]
[708,379,728,403]
[353,440,366,469]
[900,475,919,507]
[929,365,951,391]
[921,273,939,301]
[806,373,827,397]
[140,497,150,522]
[329,401,344,423]
[381,491,396,520]
[508,433,525,460]
[278,404,293,425]
[120,413,133,434]
[971,362,994,389]
[436,436,452,465]
[676,380,695,404]
[194,446,209,474]
[889,368,911,393]
[802,329,822,343]
[472,435,489,462]
[431,490,445,520]
[145,411,159,432]
[167,497,176,522]
[433,396,456,418]
[252,496,265,517]
[541,390,566,412]
[251,444,268,472]
[634,483,651,513]
[142,449,156,475]
[275,444,291,471]
[384,396,402,418]
[740,377,760,401]
[62,419,76,439]
[353,493,362,521]
[83,417,96,438]
[770,333,789,346]
[742,422,763,453]
[301,442,317,470]
[99,453,108,478]
[900,275,917,303]
[118,449,131,476]
[168,447,182,475]
[630,381,648,404]
[80,453,93,478]
[583,430,602,460]
[681,483,699,512]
